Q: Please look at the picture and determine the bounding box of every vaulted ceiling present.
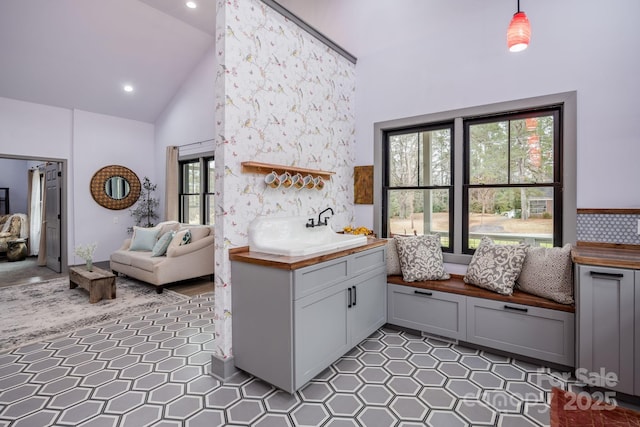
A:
[0,0,429,123]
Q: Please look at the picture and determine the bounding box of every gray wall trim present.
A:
[260,0,357,64]
[210,354,239,382]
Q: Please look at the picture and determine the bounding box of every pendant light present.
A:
[507,0,531,52]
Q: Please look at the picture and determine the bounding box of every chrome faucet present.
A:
[317,207,334,227]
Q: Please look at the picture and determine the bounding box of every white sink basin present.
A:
[248,216,368,257]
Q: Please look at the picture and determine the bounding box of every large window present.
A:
[383,124,453,250]
[463,108,562,252]
[378,93,576,262]
[179,156,215,225]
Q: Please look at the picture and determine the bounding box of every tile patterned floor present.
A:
[0,293,574,426]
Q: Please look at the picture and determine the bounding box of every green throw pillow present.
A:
[151,231,175,257]
[129,227,159,251]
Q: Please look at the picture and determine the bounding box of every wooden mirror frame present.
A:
[90,165,141,210]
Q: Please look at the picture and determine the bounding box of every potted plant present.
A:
[130,177,159,227]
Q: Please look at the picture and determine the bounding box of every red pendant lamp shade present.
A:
[507,1,531,52]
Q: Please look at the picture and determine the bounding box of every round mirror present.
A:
[104,176,131,200]
[90,165,141,210]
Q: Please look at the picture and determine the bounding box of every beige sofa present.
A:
[110,221,214,293]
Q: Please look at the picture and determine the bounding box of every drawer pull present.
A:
[504,305,528,313]
[589,271,624,278]
[352,286,357,306]
[347,287,352,308]
[414,290,433,297]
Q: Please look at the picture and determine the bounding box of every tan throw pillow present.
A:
[516,244,574,304]
[184,226,210,242]
[394,234,449,282]
[464,236,528,295]
[157,221,180,236]
[385,238,402,275]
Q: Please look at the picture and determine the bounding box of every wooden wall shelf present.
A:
[241,161,335,180]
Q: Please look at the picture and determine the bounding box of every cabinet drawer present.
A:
[387,283,466,340]
[293,257,349,300]
[466,297,574,366]
[352,247,386,277]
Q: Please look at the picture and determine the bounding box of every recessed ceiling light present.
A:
[186,1,197,8]
[123,84,134,93]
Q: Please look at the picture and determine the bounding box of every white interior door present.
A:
[45,163,61,273]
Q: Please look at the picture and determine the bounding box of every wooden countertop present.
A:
[229,237,387,270]
[571,242,640,269]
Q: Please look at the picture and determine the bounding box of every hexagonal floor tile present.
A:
[104,390,146,414]
[414,369,447,387]
[481,389,523,413]
[357,384,393,406]
[242,378,275,399]
[299,382,333,402]
[329,374,363,393]
[358,366,390,384]
[358,352,388,367]
[119,404,163,427]
[382,346,410,360]
[139,348,172,364]
[185,409,225,427]
[49,387,93,409]
[408,354,438,369]
[389,396,428,421]
[264,390,301,413]
[492,364,526,381]
[426,410,468,427]
[0,384,40,405]
[39,377,81,396]
[438,362,470,378]
[226,399,265,424]
[459,355,491,371]
[431,347,461,362]
[71,360,107,377]
[205,386,241,409]
[253,413,293,427]
[386,377,421,396]
[148,383,184,405]
[33,366,72,383]
[186,376,220,395]
[133,372,170,392]
[333,359,363,374]
[384,360,415,376]
[470,371,505,389]
[380,335,407,347]
[1,396,49,420]
[76,414,119,427]
[446,379,482,399]
[358,339,385,352]
[357,407,398,427]
[455,399,497,425]
[326,393,363,417]
[80,369,119,388]
[58,400,105,425]
[506,381,545,402]
[10,409,59,427]
[419,387,457,410]
[497,413,540,427]
[92,380,132,400]
[291,402,329,426]
[165,395,202,419]
[119,363,154,380]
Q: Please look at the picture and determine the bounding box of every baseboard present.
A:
[210,354,239,382]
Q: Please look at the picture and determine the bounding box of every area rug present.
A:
[550,387,640,426]
[0,276,190,353]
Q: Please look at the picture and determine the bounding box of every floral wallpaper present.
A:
[214,0,357,359]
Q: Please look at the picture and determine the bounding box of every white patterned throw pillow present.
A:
[394,235,450,282]
[516,244,574,304]
[464,236,528,295]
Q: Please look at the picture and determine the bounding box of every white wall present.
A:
[154,44,216,218]
[0,96,156,264]
[354,0,640,227]
[0,158,29,214]
[72,110,155,262]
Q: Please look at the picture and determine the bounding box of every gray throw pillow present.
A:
[385,238,401,275]
[151,231,175,257]
[394,234,450,282]
[516,244,574,304]
[464,236,528,295]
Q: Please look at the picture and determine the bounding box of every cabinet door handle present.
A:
[347,287,352,308]
[589,271,624,278]
[352,286,357,306]
[414,290,433,297]
[504,305,528,313]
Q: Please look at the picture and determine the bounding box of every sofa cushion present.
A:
[464,236,528,296]
[385,238,401,275]
[130,227,160,251]
[516,244,574,304]
[183,225,210,242]
[127,251,164,272]
[155,221,180,237]
[151,231,175,257]
[394,234,449,282]
[110,250,132,266]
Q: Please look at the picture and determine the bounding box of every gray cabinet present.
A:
[232,246,386,393]
[636,271,640,396]
[387,284,466,340]
[466,297,574,366]
[576,265,636,395]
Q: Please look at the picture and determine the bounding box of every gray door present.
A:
[45,163,61,273]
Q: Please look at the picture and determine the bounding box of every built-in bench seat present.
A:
[387,274,575,367]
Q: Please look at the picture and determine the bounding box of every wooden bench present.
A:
[386,274,575,367]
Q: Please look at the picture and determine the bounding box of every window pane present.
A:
[467,187,553,249]
[509,115,554,184]
[206,194,215,225]
[207,159,215,191]
[182,162,200,193]
[388,128,451,187]
[469,121,508,184]
[387,189,450,248]
[181,195,201,224]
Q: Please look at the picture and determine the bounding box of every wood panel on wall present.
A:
[354,165,373,205]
